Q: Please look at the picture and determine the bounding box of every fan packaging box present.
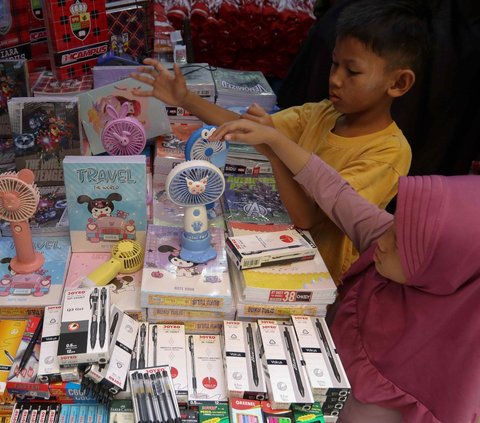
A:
[222,321,266,400]
[38,305,63,383]
[257,321,313,409]
[41,0,109,80]
[57,287,111,365]
[147,323,188,403]
[186,334,228,403]
[226,229,317,270]
[291,316,350,403]
[85,305,139,394]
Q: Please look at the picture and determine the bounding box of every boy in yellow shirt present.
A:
[131,0,430,284]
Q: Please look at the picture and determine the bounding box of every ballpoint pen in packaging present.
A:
[152,325,158,367]
[89,288,99,350]
[110,311,119,342]
[138,324,146,369]
[131,333,138,371]
[315,319,341,383]
[246,323,259,387]
[188,335,197,398]
[283,327,305,398]
[99,287,107,348]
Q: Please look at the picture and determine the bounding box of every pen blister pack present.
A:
[11,402,61,423]
[85,305,139,394]
[6,316,50,399]
[38,305,62,384]
[186,335,228,403]
[257,321,313,409]
[147,324,188,403]
[291,316,350,397]
[129,366,182,423]
[222,321,267,400]
[57,287,111,365]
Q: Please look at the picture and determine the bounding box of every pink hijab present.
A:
[332,175,480,422]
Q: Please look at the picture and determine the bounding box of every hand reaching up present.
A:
[211,119,280,146]
[130,58,188,107]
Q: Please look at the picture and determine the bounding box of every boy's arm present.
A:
[130,59,239,125]
[213,120,392,251]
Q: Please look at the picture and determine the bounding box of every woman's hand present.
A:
[130,58,188,107]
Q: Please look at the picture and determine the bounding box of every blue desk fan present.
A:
[184,125,228,218]
[165,160,225,263]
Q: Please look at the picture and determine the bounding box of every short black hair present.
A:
[336,0,431,75]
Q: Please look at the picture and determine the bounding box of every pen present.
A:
[315,318,341,383]
[132,372,148,423]
[188,335,197,397]
[162,369,181,423]
[141,373,156,423]
[89,288,99,350]
[4,350,14,364]
[99,287,107,348]
[155,372,173,423]
[145,373,162,423]
[246,323,259,387]
[150,373,168,423]
[139,323,146,369]
[152,326,158,367]
[284,327,305,397]
[110,311,119,341]
[18,317,43,374]
[131,333,138,371]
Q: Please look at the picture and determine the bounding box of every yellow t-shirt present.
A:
[271,99,412,284]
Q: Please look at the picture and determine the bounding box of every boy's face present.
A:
[329,36,396,115]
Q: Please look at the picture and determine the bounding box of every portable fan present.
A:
[81,239,144,287]
[185,125,229,218]
[0,169,44,273]
[101,103,146,155]
[184,126,229,169]
[166,160,225,263]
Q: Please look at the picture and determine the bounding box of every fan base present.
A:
[180,245,217,264]
[10,251,45,274]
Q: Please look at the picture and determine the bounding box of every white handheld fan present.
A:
[0,169,44,273]
[165,160,225,263]
[101,103,146,155]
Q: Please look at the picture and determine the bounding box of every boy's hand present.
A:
[211,119,278,146]
[241,103,274,127]
[130,58,188,107]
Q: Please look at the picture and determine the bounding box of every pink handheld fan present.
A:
[101,102,147,155]
[0,169,44,273]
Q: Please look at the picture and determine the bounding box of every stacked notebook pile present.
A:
[226,227,337,320]
[212,67,277,112]
[140,225,235,332]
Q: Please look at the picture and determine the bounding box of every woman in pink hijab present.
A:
[212,120,480,422]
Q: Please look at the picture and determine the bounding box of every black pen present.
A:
[99,287,107,348]
[110,311,119,341]
[162,369,181,423]
[284,326,305,397]
[151,373,169,423]
[17,317,43,374]
[131,333,138,371]
[141,373,156,423]
[89,288,99,350]
[246,323,259,387]
[152,326,158,367]
[132,372,148,423]
[188,335,197,397]
[4,350,14,364]
[315,318,341,383]
[138,323,146,369]
[155,372,173,423]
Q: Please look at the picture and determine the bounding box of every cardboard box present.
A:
[57,287,111,365]
[226,229,317,270]
[38,305,62,383]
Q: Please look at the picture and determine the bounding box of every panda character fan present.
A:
[165,160,225,263]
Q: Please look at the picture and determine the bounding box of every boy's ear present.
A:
[388,69,416,98]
